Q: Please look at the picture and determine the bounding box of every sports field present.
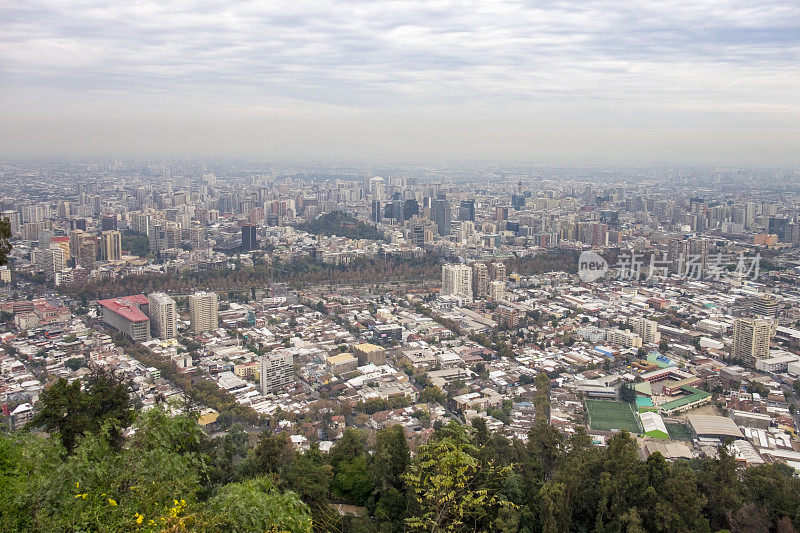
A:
[665,422,692,441]
[585,400,642,433]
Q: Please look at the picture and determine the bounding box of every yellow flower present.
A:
[108,498,118,506]
[76,482,79,489]
[74,493,88,500]
[135,513,143,524]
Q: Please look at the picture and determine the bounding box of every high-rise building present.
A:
[472,262,489,299]
[35,247,66,277]
[732,318,773,367]
[371,200,382,223]
[69,230,97,268]
[630,317,661,345]
[403,199,419,220]
[241,225,257,252]
[148,292,177,340]
[490,262,506,281]
[488,280,506,301]
[751,295,779,317]
[101,215,118,231]
[458,200,475,222]
[431,199,451,237]
[260,351,294,392]
[442,263,473,300]
[100,230,122,261]
[189,291,219,334]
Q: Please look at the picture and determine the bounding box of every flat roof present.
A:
[98,296,149,323]
[688,414,744,439]
[327,353,357,364]
[355,343,384,353]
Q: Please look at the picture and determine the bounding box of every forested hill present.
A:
[295,211,385,241]
[3,371,800,532]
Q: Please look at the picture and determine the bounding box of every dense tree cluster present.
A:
[121,230,151,257]
[295,211,385,241]
[505,250,580,276]
[60,253,441,300]
[8,369,800,532]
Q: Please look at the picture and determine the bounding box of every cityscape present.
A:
[2,0,800,531]
[1,162,800,530]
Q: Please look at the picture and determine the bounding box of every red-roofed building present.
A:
[99,295,151,341]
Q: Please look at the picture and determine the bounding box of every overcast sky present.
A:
[1,0,799,164]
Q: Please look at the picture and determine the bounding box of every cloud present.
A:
[0,0,798,162]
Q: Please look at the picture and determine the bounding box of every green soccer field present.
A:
[585,400,642,433]
[665,422,692,441]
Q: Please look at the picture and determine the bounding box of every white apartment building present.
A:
[148,292,177,340]
[189,291,219,334]
[442,263,473,300]
[260,351,294,392]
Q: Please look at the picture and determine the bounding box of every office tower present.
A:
[371,200,382,223]
[732,318,772,367]
[511,194,526,210]
[390,200,404,221]
[459,200,475,222]
[148,292,177,340]
[101,215,118,231]
[431,199,451,236]
[260,351,294,392]
[630,317,661,345]
[442,263,473,300]
[495,205,509,222]
[490,262,506,281]
[403,198,419,220]
[473,262,489,299]
[241,224,257,252]
[99,230,122,261]
[189,291,219,334]
[741,202,756,229]
[768,217,789,241]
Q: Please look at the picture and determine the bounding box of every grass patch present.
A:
[585,399,641,433]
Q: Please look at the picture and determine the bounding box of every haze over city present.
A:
[4,1,800,532]
[2,0,799,163]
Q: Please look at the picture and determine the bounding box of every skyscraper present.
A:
[371,200,382,223]
[458,200,475,222]
[732,317,772,367]
[148,292,177,340]
[99,230,122,261]
[431,199,451,237]
[241,225,257,252]
[189,291,219,334]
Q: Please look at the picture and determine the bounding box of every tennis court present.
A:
[586,400,642,433]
